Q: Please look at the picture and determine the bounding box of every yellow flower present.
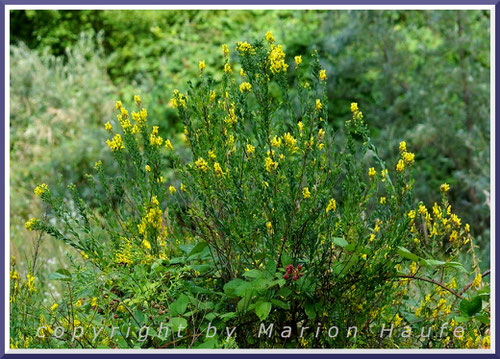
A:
[106,134,125,151]
[326,199,336,213]
[142,239,151,250]
[271,135,282,148]
[266,221,273,234]
[105,121,112,131]
[319,69,327,81]
[208,149,216,160]
[165,139,174,151]
[195,157,209,172]
[381,169,388,182]
[145,165,151,172]
[134,95,142,106]
[294,55,302,68]
[209,91,216,102]
[34,183,48,197]
[302,187,311,199]
[236,41,253,53]
[350,102,358,113]
[402,151,415,165]
[394,314,403,326]
[180,183,187,192]
[239,82,252,93]
[265,156,278,173]
[246,143,255,155]
[268,44,288,74]
[169,186,176,195]
[91,297,98,307]
[265,31,275,43]
[222,44,229,56]
[50,303,58,311]
[25,218,37,231]
[315,99,322,111]
[472,273,482,288]
[224,63,232,73]
[396,159,405,172]
[297,121,304,133]
[80,251,89,259]
[440,183,450,192]
[368,167,376,178]
[399,141,407,153]
[199,60,206,71]
[115,100,123,110]
[380,197,386,204]
[214,162,225,177]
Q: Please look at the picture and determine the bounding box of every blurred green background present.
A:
[10,10,490,275]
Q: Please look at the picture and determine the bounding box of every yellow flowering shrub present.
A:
[15,32,489,350]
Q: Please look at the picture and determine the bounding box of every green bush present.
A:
[12,33,489,349]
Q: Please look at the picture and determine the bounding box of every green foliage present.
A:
[12,33,489,349]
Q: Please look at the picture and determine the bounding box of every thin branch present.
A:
[395,274,464,299]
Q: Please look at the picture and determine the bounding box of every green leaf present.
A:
[305,302,316,320]
[170,294,189,316]
[397,247,421,262]
[188,241,207,256]
[242,269,262,279]
[255,301,272,321]
[168,317,188,331]
[223,278,248,297]
[48,269,72,281]
[459,296,482,317]
[333,237,349,247]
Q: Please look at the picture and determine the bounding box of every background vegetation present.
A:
[9,9,490,348]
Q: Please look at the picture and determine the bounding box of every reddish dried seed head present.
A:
[286,264,294,274]
[297,264,303,271]
[292,275,299,281]
[114,314,118,319]
[283,273,289,280]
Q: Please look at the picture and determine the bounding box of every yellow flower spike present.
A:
[326,199,337,213]
[302,187,311,199]
[164,139,174,151]
[180,183,187,192]
[209,91,216,102]
[214,162,225,177]
[106,134,125,151]
[396,159,405,172]
[115,100,123,110]
[350,102,358,113]
[145,165,151,172]
[294,55,302,68]
[239,82,252,93]
[246,143,255,155]
[198,60,206,71]
[315,99,323,111]
[440,183,450,192]
[224,63,232,73]
[472,273,482,288]
[195,157,209,172]
[265,31,275,43]
[398,141,407,154]
[50,303,58,311]
[380,197,386,204]
[268,43,288,74]
[368,167,376,178]
[105,121,112,131]
[319,69,327,81]
[34,183,48,197]
[169,186,176,195]
[134,95,142,106]
[222,44,229,56]
[142,240,151,250]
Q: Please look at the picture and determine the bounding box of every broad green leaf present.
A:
[170,294,189,316]
[459,296,482,317]
[169,317,188,331]
[255,301,272,321]
[333,237,349,247]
